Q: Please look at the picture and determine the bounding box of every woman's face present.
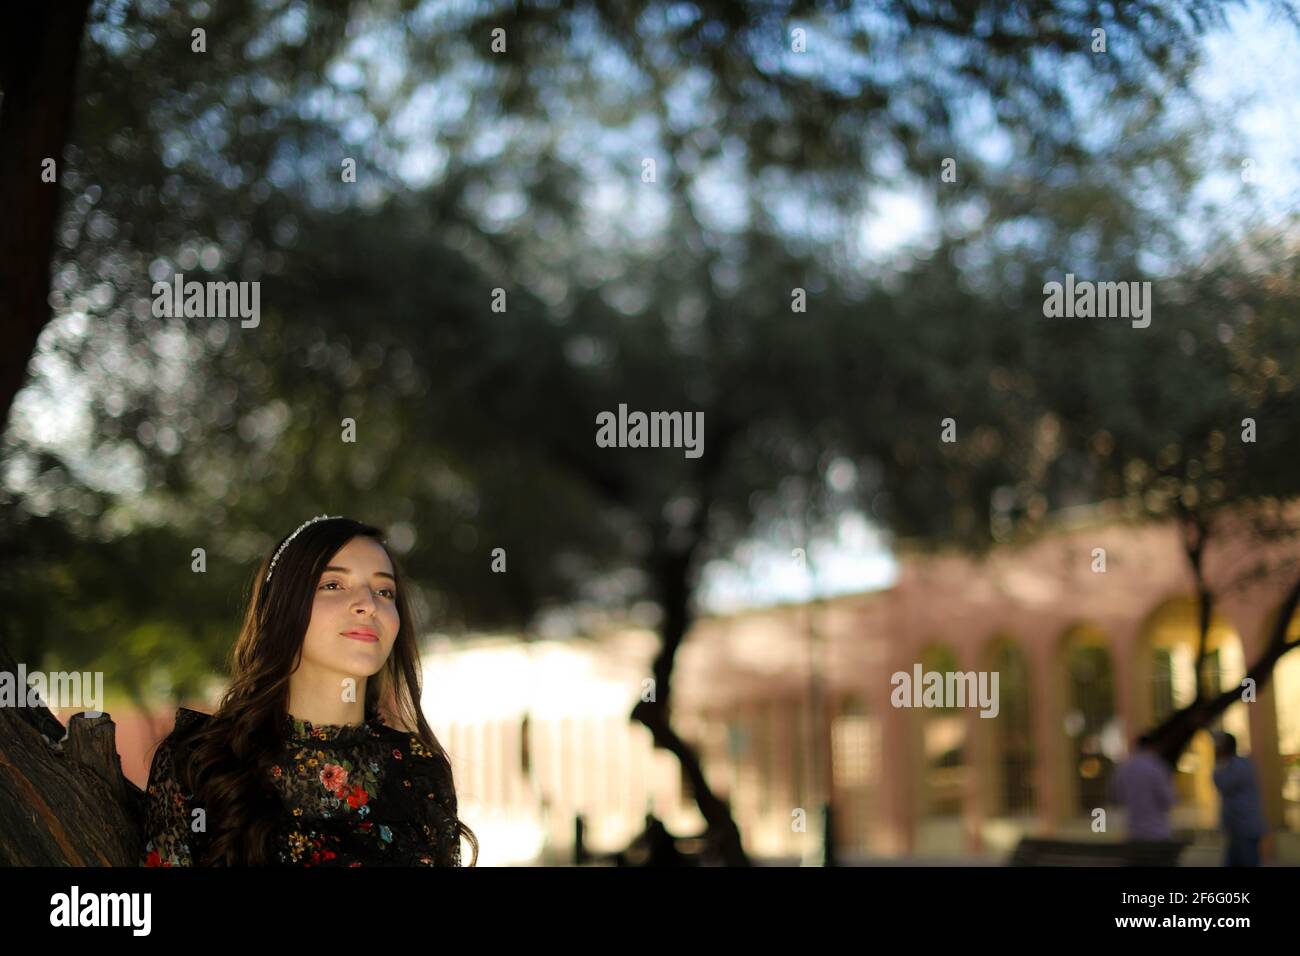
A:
[298,536,400,685]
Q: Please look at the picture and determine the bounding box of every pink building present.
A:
[674,508,1300,861]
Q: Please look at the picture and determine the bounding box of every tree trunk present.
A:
[0,1,92,429]
[630,537,752,867]
[0,641,144,865]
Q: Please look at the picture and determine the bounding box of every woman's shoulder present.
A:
[372,722,451,778]
[173,706,212,730]
[371,720,441,756]
[145,708,212,793]
[370,719,422,751]
[168,706,213,742]
[153,707,212,759]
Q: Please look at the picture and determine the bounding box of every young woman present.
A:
[142,515,478,866]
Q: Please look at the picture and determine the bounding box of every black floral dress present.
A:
[142,707,464,866]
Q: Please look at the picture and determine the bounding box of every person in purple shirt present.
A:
[1110,731,1176,840]
[1212,731,1268,866]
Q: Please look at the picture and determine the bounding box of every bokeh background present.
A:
[3,0,1300,865]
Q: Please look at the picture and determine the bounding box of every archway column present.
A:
[875,643,918,856]
[1217,594,1286,833]
[1028,638,1066,834]
[958,643,992,855]
[1055,625,1121,825]
[1110,619,1144,747]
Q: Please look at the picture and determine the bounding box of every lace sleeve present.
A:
[141,736,196,866]
[411,734,465,866]
[436,792,463,868]
[424,805,463,867]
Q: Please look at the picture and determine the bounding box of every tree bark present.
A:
[0,1,92,429]
[0,641,144,865]
[608,538,752,866]
[630,498,753,867]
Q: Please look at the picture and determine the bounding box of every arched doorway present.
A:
[1276,608,1300,832]
[1138,597,1250,831]
[1060,625,1120,820]
[914,642,967,856]
[830,691,878,854]
[984,636,1035,819]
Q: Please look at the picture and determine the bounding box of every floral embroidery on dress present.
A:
[320,763,348,794]
[141,707,463,867]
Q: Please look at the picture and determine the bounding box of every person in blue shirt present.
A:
[1211,731,1268,867]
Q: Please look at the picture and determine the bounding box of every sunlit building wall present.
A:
[423,508,1300,864]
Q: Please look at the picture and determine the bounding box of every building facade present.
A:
[417,510,1300,864]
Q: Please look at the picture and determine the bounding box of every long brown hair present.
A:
[173,516,477,866]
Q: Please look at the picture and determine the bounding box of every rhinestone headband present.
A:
[265,514,339,583]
